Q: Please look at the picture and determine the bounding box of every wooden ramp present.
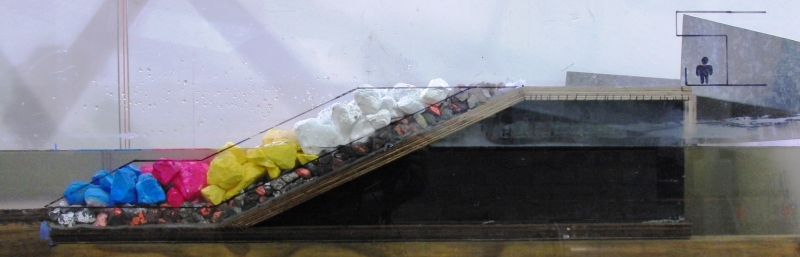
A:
[221,86,695,228]
[50,223,691,243]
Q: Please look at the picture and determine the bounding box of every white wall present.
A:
[3,0,800,150]
[0,1,119,150]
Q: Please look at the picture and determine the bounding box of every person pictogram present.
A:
[696,57,713,84]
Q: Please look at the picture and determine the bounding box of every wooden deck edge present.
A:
[521,86,693,101]
[522,85,692,93]
[50,222,691,243]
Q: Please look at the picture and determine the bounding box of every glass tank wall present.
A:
[2,0,800,240]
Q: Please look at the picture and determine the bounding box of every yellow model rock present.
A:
[201,184,227,205]
[221,142,248,164]
[262,129,298,145]
[224,162,267,199]
[206,152,243,190]
[263,159,281,179]
[247,141,298,170]
[296,152,318,165]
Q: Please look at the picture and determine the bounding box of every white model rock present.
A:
[379,96,403,118]
[398,96,425,114]
[295,79,508,154]
[331,102,362,131]
[350,117,376,142]
[353,84,384,115]
[317,105,334,125]
[366,109,391,129]
[420,78,451,105]
[294,118,341,155]
[387,83,421,102]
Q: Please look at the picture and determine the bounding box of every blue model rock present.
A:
[84,187,111,207]
[110,168,138,204]
[136,174,166,204]
[63,181,92,205]
[119,164,142,176]
[91,169,113,192]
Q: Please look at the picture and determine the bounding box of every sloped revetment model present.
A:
[221,86,696,228]
[48,86,695,243]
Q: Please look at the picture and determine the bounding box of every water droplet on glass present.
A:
[138,68,142,73]
[182,99,186,103]
[183,80,187,86]
[95,105,99,110]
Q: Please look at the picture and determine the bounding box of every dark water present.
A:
[259,146,685,227]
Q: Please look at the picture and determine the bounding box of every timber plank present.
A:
[49,235,800,257]
[50,223,690,243]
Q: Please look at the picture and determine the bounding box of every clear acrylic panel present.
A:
[5,1,800,251]
[0,1,119,150]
